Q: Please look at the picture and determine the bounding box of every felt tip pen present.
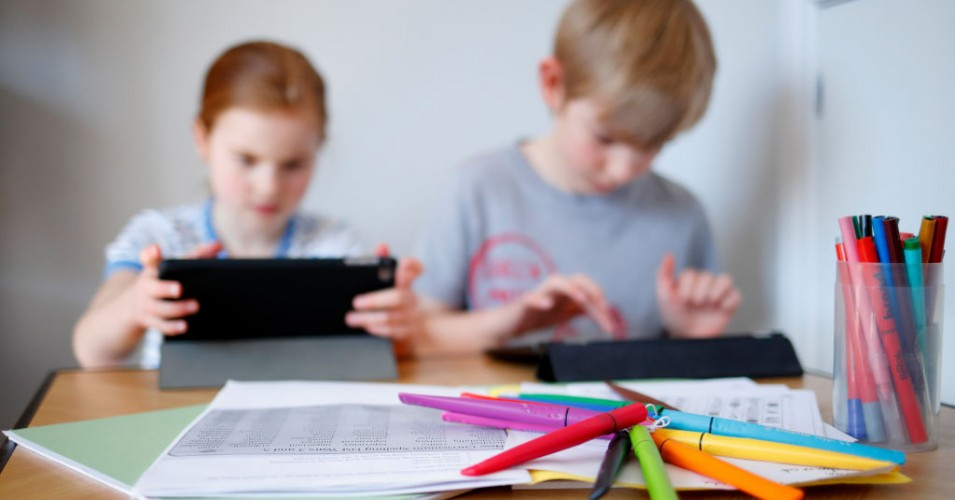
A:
[924,215,946,353]
[460,403,648,476]
[835,246,888,444]
[903,237,928,361]
[928,215,947,263]
[863,220,929,444]
[399,393,601,428]
[838,220,899,439]
[513,393,628,413]
[440,411,612,439]
[588,430,632,500]
[838,246,885,442]
[659,408,905,464]
[629,425,677,500]
[851,215,862,239]
[607,378,895,462]
[855,235,906,444]
[860,214,873,238]
[653,428,894,471]
[652,432,804,500]
[605,381,675,411]
[879,216,927,399]
[919,216,936,263]
[459,392,549,405]
[836,239,869,441]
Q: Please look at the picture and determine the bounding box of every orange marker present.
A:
[918,216,936,263]
[458,392,547,404]
[652,432,804,500]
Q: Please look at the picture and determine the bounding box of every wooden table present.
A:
[1,355,952,498]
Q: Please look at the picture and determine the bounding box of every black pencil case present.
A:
[536,332,803,382]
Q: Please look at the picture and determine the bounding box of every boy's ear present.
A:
[193,119,211,162]
[537,57,566,111]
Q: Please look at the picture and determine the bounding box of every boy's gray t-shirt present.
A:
[414,144,719,346]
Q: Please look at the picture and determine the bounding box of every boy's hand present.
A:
[346,245,423,352]
[507,273,620,338]
[655,253,741,338]
[125,242,221,336]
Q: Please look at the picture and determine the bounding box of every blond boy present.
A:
[413,0,741,355]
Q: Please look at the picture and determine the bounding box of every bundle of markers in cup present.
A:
[834,214,946,452]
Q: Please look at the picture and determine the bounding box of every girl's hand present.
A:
[125,242,222,336]
[346,245,424,344]
[506,273,621,339]
[655,253,741,338]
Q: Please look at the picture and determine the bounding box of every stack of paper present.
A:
[132,381,529,497]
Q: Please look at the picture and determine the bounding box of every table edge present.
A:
[1,369,61,474]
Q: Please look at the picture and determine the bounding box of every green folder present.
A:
[6,405,205,496]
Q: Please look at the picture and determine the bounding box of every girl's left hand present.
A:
[345,245,423,349]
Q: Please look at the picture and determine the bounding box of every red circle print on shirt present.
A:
[467,233,627,341]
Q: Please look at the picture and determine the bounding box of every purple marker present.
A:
[398,392,601,427]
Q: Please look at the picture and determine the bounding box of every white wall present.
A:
[787,0,955,405]
[9,0,944,429]
[0,0,567,427]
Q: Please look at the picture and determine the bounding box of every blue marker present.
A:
[874,216,928,405]
[658,409,905,464]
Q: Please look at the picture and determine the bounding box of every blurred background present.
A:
[1,0,953,428]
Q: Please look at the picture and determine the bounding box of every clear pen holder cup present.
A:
[834,262,944,452]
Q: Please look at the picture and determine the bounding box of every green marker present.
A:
[903,237,929,373]
[516,393,629,412]
[629,425,678,500]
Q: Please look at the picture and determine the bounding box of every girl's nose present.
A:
[255,165,281,196]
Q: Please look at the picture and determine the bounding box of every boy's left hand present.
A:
[655,253,741,338]
[345,245,423,354]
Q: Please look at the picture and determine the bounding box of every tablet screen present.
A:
[158,257,395,341]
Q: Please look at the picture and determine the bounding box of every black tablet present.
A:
[157,257,396,341]
[536,332,803,382]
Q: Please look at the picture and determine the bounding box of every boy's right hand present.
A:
[505,273,620,339]
[655,253,740,338]
[125,242,221,336]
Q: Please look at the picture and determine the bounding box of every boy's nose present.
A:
[604,156,640,184]
[605,147,654,183]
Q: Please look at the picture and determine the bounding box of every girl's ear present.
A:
[193,119,211,162]
[537,57,566,111]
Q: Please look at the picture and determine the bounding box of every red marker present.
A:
[460,403,648,476]
[859,236,928,443]
[928,215,948,263]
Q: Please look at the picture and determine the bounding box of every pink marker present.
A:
[838,217,902,442]
[441,412,612,439]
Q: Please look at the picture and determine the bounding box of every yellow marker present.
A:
[654,429,894,471]
[487,385,523,398]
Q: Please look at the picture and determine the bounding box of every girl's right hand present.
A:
[127,242,222,336]
[506,273,620,339]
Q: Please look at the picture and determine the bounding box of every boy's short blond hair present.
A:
[555,0,716,148]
